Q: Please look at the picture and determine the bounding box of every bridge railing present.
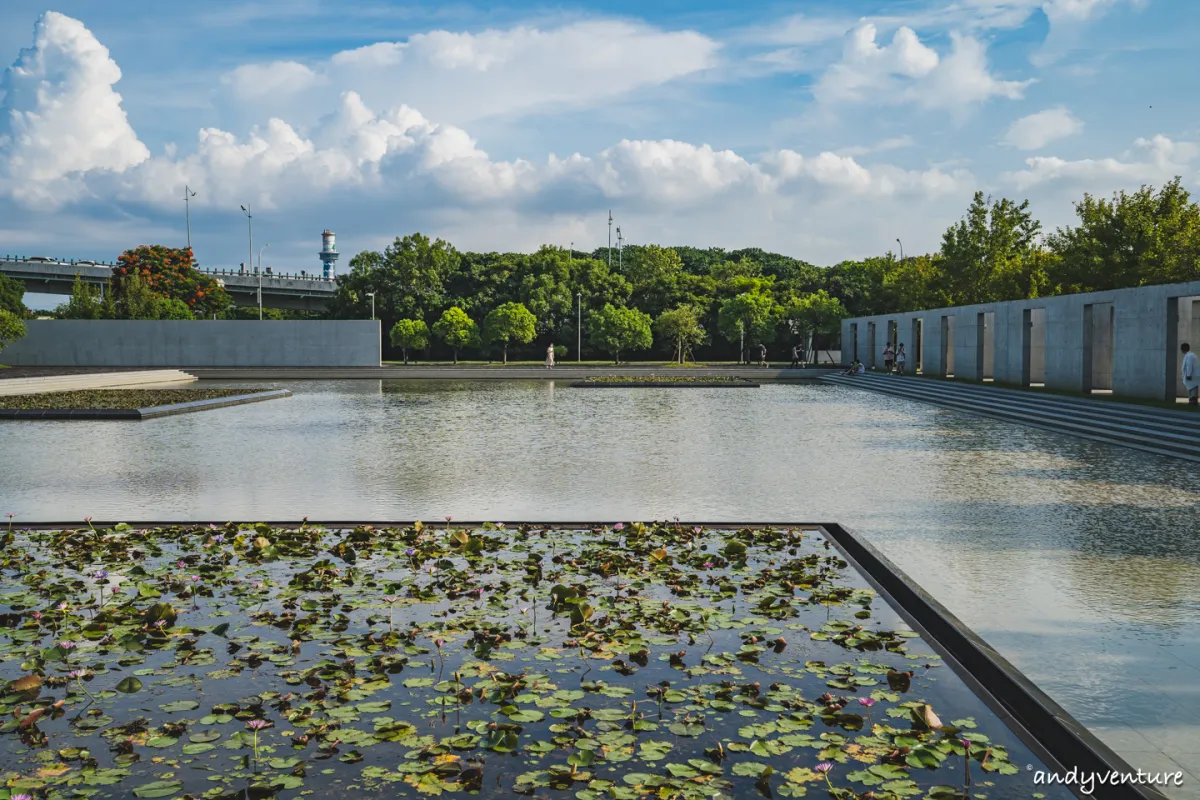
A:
[3,255,335,284]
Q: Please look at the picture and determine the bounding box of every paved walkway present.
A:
[822,372,1200,463]
[0,369,197,397]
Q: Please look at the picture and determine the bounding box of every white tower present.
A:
[319,229,339,279]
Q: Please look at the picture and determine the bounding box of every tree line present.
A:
[4,176,1196,363]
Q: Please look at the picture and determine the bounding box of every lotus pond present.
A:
[0,522,1063,800]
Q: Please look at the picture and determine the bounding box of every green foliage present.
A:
[718,292,777,361]
[389,319,430,364]
[940,192,1045,304]
[0,272,25,317]
[157,298,196,320]
[432,307,479,364]
[654,305,707,364]
[56,276,112,319]
[588,303,652,363]
[482,302,537,364]
[0,308,26,354]
[1045,177,1200,293]
[330,233,458,324]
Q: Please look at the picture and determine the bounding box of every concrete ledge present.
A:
[0,369,197,396]
[184,366,838,382]
[0,389,291,420]
[570,381,761,388]
[823,522,1165,800]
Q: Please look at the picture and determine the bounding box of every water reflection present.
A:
[3,380,1200,783]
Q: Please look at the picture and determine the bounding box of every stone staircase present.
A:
[822,372,1200,463]
[0,370,197,397]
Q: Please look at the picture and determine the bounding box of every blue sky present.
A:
[1,0,1197,308]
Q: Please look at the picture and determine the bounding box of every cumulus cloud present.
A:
[1004,135,1199,191]
[0,11,149,207]
[0,11,982,267]
[220,20,721,128]
[1003,107,1084,150]
[814,22,1030,111]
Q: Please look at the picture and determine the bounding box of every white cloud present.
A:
[1042,0,1120,22]
[223,20,721,128]
[0,11,149,207]
[1004,135,1199,191]
[814,22,1030,111]
[1003,107,1084,149]
[222,60,324,102]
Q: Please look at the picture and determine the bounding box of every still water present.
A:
[3,380,1200,789]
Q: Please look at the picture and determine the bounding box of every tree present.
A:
[114,245,232,317]
[654,305,706,364]
[1045,178,1200,293]
[433,307,478,364]
[158,298,196,320]
[482,302,537,364]
[785,290,848,362]
[0,308,26,356]
[588,304,652,363]
[939,191,1043,305]
[0,273,25,317]
[389,319,430,364]
[717,291,776,362]
[57,276,109,319]
[329,234,458,327]
[116,270,162,319]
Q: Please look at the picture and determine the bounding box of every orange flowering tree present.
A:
[113,245,233,317]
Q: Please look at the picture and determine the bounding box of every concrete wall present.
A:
[840,280,1200,401]
[1,320,381,367]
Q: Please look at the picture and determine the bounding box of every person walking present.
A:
[895,343,907,376]
[882,343,895,373]
[758,344,768,367]
[545,343,556,370]
[1183,343,1198,406]
[790,345,801,368]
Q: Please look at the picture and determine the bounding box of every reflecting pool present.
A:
[3,380,1199,793]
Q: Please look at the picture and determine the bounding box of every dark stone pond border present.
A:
[0,389,291,420]
[570,381,761,388]
[8,519,1160,800]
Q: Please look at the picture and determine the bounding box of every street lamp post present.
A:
[257,243,269,321]
[616,227,623,272]
[577,291,582,363]
[896,238,904,262]
[185,186,196,253]
[607,211,612,267]
[367,292,376,321]
[739,320,744,365]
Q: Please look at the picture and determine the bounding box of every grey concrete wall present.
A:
[1,320,381,367]
[839,280,1200,401]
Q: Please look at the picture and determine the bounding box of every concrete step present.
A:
[860,373,1200,428]
[831,382,1200,458]
[834,375,1200,440]
[0,370,197,396]
[822,375,1200,462]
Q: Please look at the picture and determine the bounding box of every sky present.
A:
[1,0,1197,307]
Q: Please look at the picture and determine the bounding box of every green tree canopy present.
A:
[654,305,707,364]
[432,307,478,364]
[482,302,537,364]
[588,304,652,363]
[389,319,430,364]
[939,191,1044,305]
[1045,178,1200,292]
[0,308,26,355]
[0,273,25,317]
[56,276,111,320]
[717,291,777,361]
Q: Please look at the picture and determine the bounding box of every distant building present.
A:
[320,230,339,279]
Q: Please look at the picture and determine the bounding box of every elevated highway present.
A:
[1,255,337,311]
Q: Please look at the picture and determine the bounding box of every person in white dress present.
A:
[1183,343,1198,406]
[545,343,556,370]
